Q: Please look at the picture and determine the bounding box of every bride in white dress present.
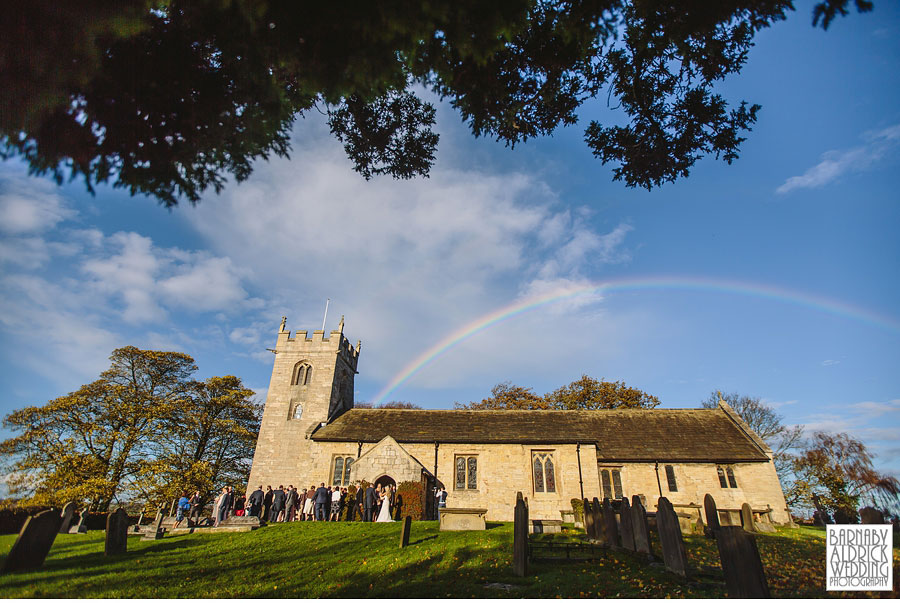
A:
[375,485,393,522]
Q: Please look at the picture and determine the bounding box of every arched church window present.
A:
[599,467,622,500]
[455,455,477,490]
[717,466,728,488]
[726,466,738,488]
[292,362,312,386]
[532,452,556,493]
[665,465,678,492]
[292,404,303,420]
[332,456,353,487]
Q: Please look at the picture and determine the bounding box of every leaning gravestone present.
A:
[740,502,756,533]
[399,516,412,548]
[582,498,596,540]
[142,511,165,540]
[513,492,528,577]
[591,497,606,544]
[619,497,635,551]
[631,495,651,557]
[105,508,129,555]
[58,502,77,534]
[715,525,771,597]
[656,497,689,577]
[703,494,720,535]
[602,498,620,547]
[1,509,63,573]
[69,510,88,534]
[859,507,885,524]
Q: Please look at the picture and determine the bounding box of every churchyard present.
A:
[0,518,897,598]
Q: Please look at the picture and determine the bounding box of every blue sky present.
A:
[1,2,898,478]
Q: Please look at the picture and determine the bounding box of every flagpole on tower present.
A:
[321,298,330,332]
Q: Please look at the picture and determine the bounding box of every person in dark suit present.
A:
[363,484,377,522]
[247,485,264,517]
[285,485,297,521]
[270,485,286,521]
[218,486,233,524]
[263,486,273,521]
[314,482,330,521]
[351,486,364,521]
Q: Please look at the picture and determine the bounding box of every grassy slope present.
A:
[0,522,897,598]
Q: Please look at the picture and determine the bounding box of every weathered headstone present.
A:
[740,502,756,533]
[399,516,412,548]
[602,498,620,547]
[703,493,720,535]
[1,509,63,573]
[591,497,606,544]
[656,497,689,577]
[58,502,77,534]
[631,495,651,557]
[69,510,88,534]
[619,497,635,551]
[513,492,528,577]
[169,498,178,517]
[860,507,885,524]
[105,508,129,555]
[142,510,165,540]
[715,526,771,597]
[131,510,146,533]
[582,498,596,540]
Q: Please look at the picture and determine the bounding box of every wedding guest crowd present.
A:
[239,483,400,522]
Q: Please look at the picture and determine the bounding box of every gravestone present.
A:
[582,498,596,540]
[1,509,63,573]
[740,502,756,532]
[58,502,77,534]
[715,526,771,597]
[513,492,528,577]
[656,497,689,577]
[860,507,885,524]
[131,510,146,533]
[631,495,651,557]
[105,508,129,555]
[703,494,720,536]
[591,497,606,544]
[602,498,620,547]
[69,510,88,534]
[399,516,412,548]
[619,497,635,551]
[142,511,165,540]
[154,506,163,524]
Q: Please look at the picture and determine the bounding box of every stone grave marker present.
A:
[69,509,88,534]
[169,498,178,517]
[154,506,163,525]
[859,507,885,524]
[1,509,63,573]
[715,525,771,597]
[58,502,77,534]
[631,495,651,557]
[582,498,596,540]
[142,510,165,540]
[105,508,129,555]
[399,516,412,548]
[656,497,689,577]
[619,497,635,551]
[602,498,620,547]
[740,502,756,532]
[591,497,606,544]
[131,510,145,533]
[513,492,528,577]
[703,494,720,535]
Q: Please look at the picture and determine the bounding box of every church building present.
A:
[247,319,791,524]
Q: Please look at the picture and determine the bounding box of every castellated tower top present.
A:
[274,315,360,373]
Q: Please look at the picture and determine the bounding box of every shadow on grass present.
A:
[409,535,437,545]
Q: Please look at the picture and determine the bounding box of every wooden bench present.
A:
[439,507,488,531]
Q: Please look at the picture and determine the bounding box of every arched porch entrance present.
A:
[374,475,396,490]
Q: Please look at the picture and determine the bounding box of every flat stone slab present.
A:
[439,508,488,531]
[530,519,563,534]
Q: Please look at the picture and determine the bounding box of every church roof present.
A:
[311,407,771,462]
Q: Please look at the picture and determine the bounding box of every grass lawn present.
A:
[0,521,896,598]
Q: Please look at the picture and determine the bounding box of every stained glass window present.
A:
[467,457,477,489]
[717,467,728,488]
[332,457,344,487]
[726,467,738,488]
[544,457,556,492]
[601,469,612,499]
[456,457,466,489]
[665,465,678,492]
[532,452,556,493]
[611,469,622,499]
[533,456,545,492]
[455,456,477,490]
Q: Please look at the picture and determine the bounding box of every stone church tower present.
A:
[247,316,360,489]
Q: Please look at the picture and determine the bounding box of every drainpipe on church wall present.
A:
[576,443,584,500]
[357,441,363,458]
[433,442,439,484]
[654,462,663,499]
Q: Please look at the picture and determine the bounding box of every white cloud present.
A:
[821,359,840,366]
[0,173,76,235]
[776,124,900,193]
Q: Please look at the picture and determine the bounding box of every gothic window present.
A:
[599,468,623,500]
[455,455,477,490]
[532,451,556,493]
[292,404,303,420]
[726,467,738,488]
[292,362,312,386]
[332,456,353,487]
[665,465,678,492]
[717,467,728,488]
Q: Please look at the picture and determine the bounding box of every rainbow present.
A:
[370,275,900,405]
